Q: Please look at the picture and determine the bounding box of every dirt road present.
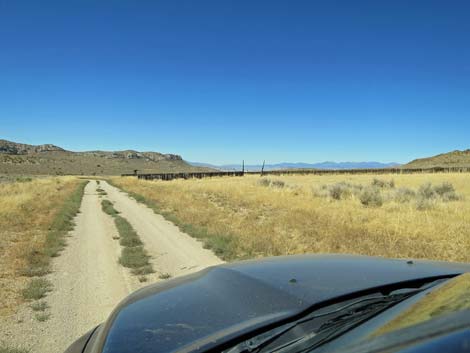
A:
[0,180,222,353]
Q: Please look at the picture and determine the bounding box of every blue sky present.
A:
[1,1,469,164]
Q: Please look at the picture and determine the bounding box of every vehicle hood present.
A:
[91,254,470,353]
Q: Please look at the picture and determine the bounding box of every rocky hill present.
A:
[0,139,211,175]
[404,149,470,169]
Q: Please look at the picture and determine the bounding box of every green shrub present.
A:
[203,233,235,258]
[119,246,150,269]
[22,278,52,300]
[16,177,33,183]
[31,301,49,312]
[101,200,119,216]
[35,312,51,322]
[360,187,383,207]
[131,264,154,275]
[115,216,142,247]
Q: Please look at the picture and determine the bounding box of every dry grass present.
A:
[111,173,470,263]
[0,177,82,315]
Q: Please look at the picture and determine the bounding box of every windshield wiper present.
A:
[225,289,424,353]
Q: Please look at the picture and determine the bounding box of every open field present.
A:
[111,173,470,263]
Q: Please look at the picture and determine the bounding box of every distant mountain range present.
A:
[188,161,400,171]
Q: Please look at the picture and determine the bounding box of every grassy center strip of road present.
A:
[21,180,88,323]
[100,199,154,281]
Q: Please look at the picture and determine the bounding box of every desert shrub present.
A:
[372,178,395,188]
[258,178,285,189]
[433,182,461,201]
[360,186,383,207]
[416,196,434,211]
[329,183,349,200]
[418,183,436,200]
[441,191,461,202]
[258,178,271,187]
[394,187,416,203]
[271,180,285,188]
[433,182,455,196]
[328,182,362,200]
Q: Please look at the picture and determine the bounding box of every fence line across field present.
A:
[122,166,470,181]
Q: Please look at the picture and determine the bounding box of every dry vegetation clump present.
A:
[100,200,153,276]
[371,178,395,188]
[258,178,286,188]
[313,179,462,210]
[110,173,470,264]
[359,186,383,207]
[0,177,83,316]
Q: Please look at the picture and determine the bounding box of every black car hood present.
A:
[90,255,470,353]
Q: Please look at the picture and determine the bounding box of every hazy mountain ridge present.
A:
[189,161,400,171]
[0,139,209,175]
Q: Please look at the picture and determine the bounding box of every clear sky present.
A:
[1,1,469,164]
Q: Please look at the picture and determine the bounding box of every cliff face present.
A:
[0,140,65,154]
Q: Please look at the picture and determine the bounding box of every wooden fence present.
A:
[249,166,470,176]
[122,166,470,181]
[121,171,245,181]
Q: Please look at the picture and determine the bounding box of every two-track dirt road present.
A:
[0,180,222,353]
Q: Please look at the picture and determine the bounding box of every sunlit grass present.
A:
[0,177,82,315]
[111,173,470,263]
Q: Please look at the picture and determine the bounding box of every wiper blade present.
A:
[273,297,402,353]
[225,291,420,353]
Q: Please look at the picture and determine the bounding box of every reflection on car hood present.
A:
[93,254,470,353]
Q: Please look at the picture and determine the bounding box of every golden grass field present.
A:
[0,177,81,315]
[112,173,470,263]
